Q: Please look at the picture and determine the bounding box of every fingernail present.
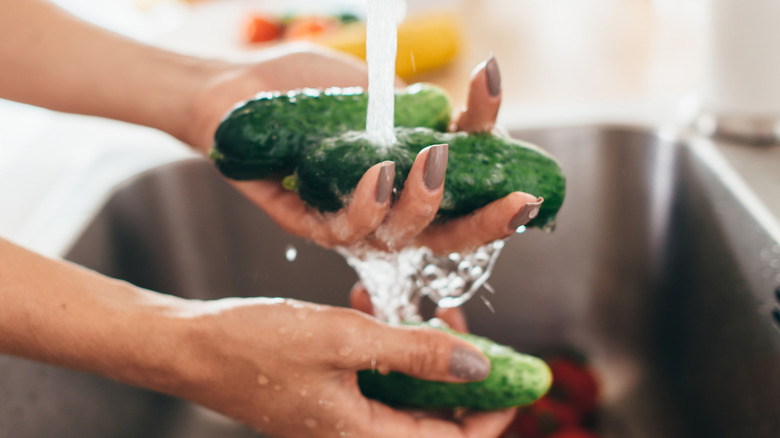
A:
[509,197,544,230]
[423,144,448,191]
[450,346,490,380]
[486,55,501,97]
[376,161,395,203]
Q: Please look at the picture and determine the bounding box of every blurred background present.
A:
[2,0,776,255]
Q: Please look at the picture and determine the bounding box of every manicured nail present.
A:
[450,346,490,380]
[486,55,501,97]
[423,144,448,190]
[376,161,395,203]
[509,197,544,230]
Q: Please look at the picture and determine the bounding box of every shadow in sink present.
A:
[2,125,779,438]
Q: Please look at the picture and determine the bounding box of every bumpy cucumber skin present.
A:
[358,324,552,411]
[296,127,566,227]
[211,84,451,180]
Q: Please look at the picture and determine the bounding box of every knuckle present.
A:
[403,330,448,377]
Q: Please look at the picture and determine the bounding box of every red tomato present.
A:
[285,16,338,40]
[547,427,598,438]
[547,358,599,414]
[509,397,580,438]
[245,14,280,43]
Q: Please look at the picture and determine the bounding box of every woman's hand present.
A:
[177,297,515,438]
[186,48,541,254]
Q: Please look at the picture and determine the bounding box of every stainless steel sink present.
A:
[2,125,779,438]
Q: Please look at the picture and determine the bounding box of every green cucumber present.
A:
[211,83,452,179]
[295,127,565,227]
[358,321,552,410]
[210,82,566,227]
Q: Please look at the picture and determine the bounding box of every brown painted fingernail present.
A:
[423,144,448,191]
[486,54,501,97]
[509,197,544,230]
[376,161,395,203]
[450,346,490,380]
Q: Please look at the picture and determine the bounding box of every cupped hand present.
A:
[178,297,515,438]
[189,46,542,254]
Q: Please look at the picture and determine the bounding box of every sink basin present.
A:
[2,125,779,438]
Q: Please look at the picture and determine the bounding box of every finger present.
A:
[361,399,515,438]
[417,192,543,254]
[377,144,448,250]
[450,54,502,133]
[349,283,374,315]
[342,317,490,383]
[460,408,518,438]
[323,161,395,245]
[435,307,469,334]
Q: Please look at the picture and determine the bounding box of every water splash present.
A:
[337,240,507,322]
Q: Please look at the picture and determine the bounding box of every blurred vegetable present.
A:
[547,428,599,438]
[239,10,459,79]
[546,357,599,415]
[285,16,339,40]
[500,350,601,438]
[319,12,460,80]
[244,14,280,44]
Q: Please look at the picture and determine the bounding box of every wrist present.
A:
[184,63,270,154]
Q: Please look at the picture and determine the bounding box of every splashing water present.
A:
[338,240,506,323]
[365,0,399,148]
[340,0,508,322]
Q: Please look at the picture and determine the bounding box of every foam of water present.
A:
[338,240,506,323]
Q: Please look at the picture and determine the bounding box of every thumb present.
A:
[351,320,491,383]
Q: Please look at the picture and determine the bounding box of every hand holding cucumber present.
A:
[201,49,562,253]
[182,297,517,438]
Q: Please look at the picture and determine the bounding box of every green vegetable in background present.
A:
[358,321,552,410]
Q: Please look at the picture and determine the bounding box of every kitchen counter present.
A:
[1,0,778,256]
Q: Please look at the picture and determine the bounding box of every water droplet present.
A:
[338,346,353,356]
[296,309,310,320]
[274,384,282,391]
[277,327,288,335]
[318,399,334,410]
[334,419,346,430]
[377,364,390,375]
[285,245,298,262]
[262,415,270,423]
[300,387,309,396]
[480,295,496,313]
[515,225,527,234]
[305,418,318,428]
[257,374,269,385]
